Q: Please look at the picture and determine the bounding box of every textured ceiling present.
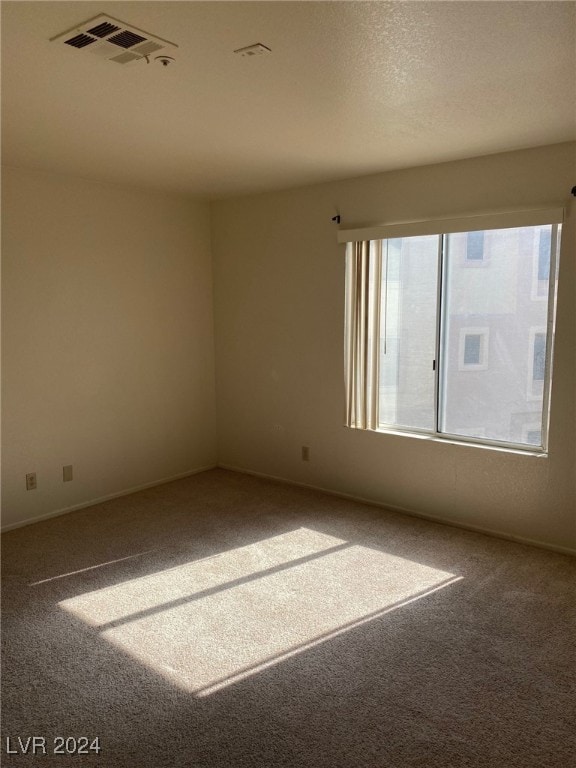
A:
[2,1,575,199]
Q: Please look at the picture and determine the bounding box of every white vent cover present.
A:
[50,14,177,65]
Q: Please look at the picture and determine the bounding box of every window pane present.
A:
[463,334,482,365]
[379,236,438,431]
[466,231,484,261]
[440,227,553,445]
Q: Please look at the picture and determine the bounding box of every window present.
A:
[342,210,562,452]
[532,225,552,299]
[527,327,547,402]
[538,230,551,280]
[532,333,546,381]
[465,230,485,262]
[459,328,489,370]
[525,427,542,446]
[464,335,481,364]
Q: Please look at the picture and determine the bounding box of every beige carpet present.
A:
[2,468,575,767]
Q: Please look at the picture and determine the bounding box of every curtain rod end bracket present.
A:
[332,215,341,224]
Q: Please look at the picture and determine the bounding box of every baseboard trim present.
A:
[218,463,576,557]
[1,465,217,533]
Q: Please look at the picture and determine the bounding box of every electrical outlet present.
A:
[301,446,310,462]
[63,465,73,482]
[26,472,37,491]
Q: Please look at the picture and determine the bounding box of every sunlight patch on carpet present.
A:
[59,528,460,696]
[59,528,344,625]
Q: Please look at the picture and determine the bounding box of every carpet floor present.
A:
[2,468,575,767]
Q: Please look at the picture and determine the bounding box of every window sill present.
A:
[346,424,548,458]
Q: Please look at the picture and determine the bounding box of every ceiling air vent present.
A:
[87,21,121,38]
[65,34,96,50]
[234,43,271,58]
[51,14,177,65]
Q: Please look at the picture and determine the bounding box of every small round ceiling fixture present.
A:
[155,55,175,67]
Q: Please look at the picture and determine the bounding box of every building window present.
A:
[459,328,489,370]
[538,230,551,281]
[527,328,547,402]
[532,333,546,381]
[344,218,561,452]
[532,225,553,299]
[465,230,485,262]
[464,335,481,364]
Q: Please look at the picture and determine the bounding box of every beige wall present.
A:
[212,143,576,552]
[1,167,217,529]
[3,145,575,550]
